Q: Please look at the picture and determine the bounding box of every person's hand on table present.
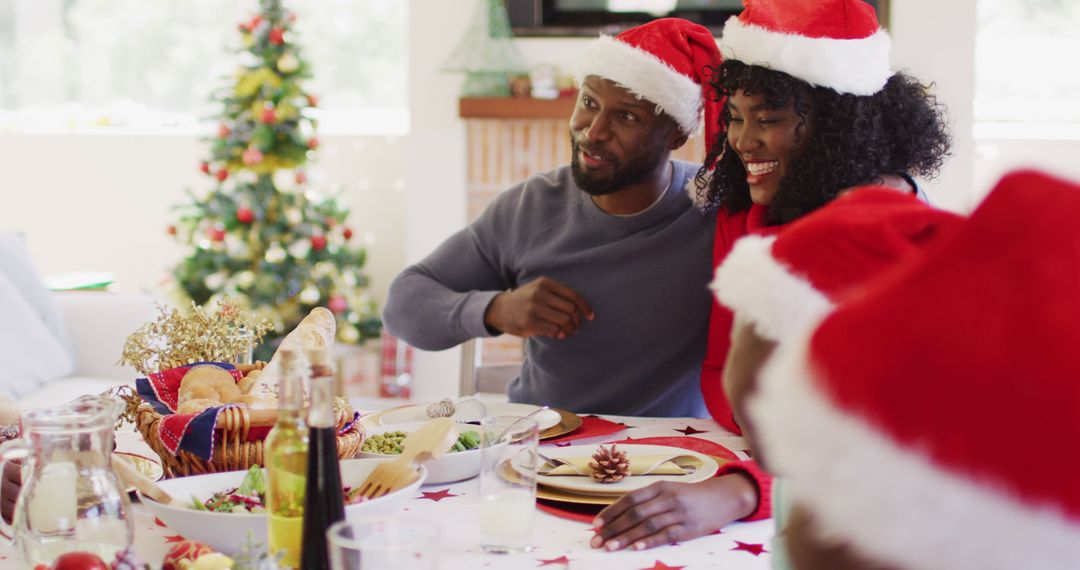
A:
[484,276,594,339]
[2,459,22,524]
[590,474,758,551]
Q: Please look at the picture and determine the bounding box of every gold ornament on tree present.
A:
[119,298,273,376]
[590,444,630,483]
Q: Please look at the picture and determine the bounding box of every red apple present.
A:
[51,551,108,570]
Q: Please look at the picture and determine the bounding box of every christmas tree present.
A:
[168,0,380,359]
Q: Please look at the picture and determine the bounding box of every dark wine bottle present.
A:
[300,348,345,570]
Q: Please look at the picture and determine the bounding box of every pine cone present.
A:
[589,444,630,483]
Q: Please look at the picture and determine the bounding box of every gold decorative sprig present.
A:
[119,297,273,376]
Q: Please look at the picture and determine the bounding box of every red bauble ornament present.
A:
[306,93,319,107]
[328,295,348,314]
[342,227,354,240]
[307,137,320,150]
[218,124,231,138]
[236,207,255,224]
[210,228,226,242]
[260,108,277,124]
[166,225,177,236]
[269,27,285,45]
[310,235,327,251]
[295,171,307,184]
[199,161,210,174]
[162,541,214,570]
[215,169,229,182]
[50,551,109,570]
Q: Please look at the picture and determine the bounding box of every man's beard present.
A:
[570,135,666,197]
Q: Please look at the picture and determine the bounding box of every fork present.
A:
[354,417,458,499]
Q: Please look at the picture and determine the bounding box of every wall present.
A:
[0,132,407,307]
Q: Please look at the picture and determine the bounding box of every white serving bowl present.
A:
[360,421,481,485]
[143,459,427,554]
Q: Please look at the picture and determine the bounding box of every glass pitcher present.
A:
[0,396,133,566]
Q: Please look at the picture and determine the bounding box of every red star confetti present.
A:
[674,425,707,435]
[155,517,168,527]
[417,489,460,502]
[640,562,685,570]
[163,535,186,544]
[732,541,767,556]
[538,555,572,566]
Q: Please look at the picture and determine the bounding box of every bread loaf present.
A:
[245,307,337,409]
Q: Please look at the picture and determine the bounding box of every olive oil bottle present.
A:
[300,348,346,570]
[265,348,308,568]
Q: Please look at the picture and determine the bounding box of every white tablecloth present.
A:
[1,414,775,569]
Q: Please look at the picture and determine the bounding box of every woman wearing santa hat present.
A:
[593,0,952,552]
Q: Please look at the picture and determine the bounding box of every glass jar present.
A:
[0,396,133,566]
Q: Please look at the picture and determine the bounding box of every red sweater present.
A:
[703,204,787,521]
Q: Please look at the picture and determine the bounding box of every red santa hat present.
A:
[720,0,892,95]
[751,170,1080,570]
[712,188,963,341]
[575,18,723,155]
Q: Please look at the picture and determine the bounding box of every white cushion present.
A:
[0,271,75,398]
[0,233,74,357]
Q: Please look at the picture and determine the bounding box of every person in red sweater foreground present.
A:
[750,170,1080,570]
[593,0,951,551]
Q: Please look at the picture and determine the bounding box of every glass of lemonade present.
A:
[479,415,539,554]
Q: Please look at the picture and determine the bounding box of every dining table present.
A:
[0,404,775,570]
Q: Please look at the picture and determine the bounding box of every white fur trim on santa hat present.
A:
[575,35,704,135]
[720,17,892,96]
[751,328,1080,570]
[710,235,832,341]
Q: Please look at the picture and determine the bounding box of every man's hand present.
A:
[2,459,21,524]
[484,277,594,339]
[590,475,757,551]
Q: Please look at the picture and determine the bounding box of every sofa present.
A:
[16,291,158,410]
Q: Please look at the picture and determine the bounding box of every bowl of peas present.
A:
[359,421,484,484]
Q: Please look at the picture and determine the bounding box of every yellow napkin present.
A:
[539,454,702,477]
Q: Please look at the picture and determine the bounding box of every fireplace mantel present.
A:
[458,97,575,120]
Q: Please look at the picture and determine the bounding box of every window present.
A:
[0,0,407,134]
[975,0,1080,129]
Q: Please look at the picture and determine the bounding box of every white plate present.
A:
[378,401,562,432]
[359,422,481,485]
[531,444,719,496]
[143,459,427,555]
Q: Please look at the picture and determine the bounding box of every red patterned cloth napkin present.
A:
[543,415,626,445]
[535,436,739,524]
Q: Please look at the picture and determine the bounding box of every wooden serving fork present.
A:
[354,417,458,499]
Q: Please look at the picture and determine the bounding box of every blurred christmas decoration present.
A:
[169,0,381,359]
[442,0,528,96]
[119,299,272,376]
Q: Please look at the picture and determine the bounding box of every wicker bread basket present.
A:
[135,363,365,478]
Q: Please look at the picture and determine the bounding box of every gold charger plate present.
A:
[114,452,164,492]
[497,458,618,505]
[362,405,583,441]
[539,408,583,440]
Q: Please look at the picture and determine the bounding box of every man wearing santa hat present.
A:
[384,17,725,419]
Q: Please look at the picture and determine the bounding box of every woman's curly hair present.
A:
[695,60,951,225]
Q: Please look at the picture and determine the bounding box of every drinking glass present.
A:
[479,415,539,554]
[327,517,441,570]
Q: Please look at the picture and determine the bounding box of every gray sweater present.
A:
[383,161,716,417]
